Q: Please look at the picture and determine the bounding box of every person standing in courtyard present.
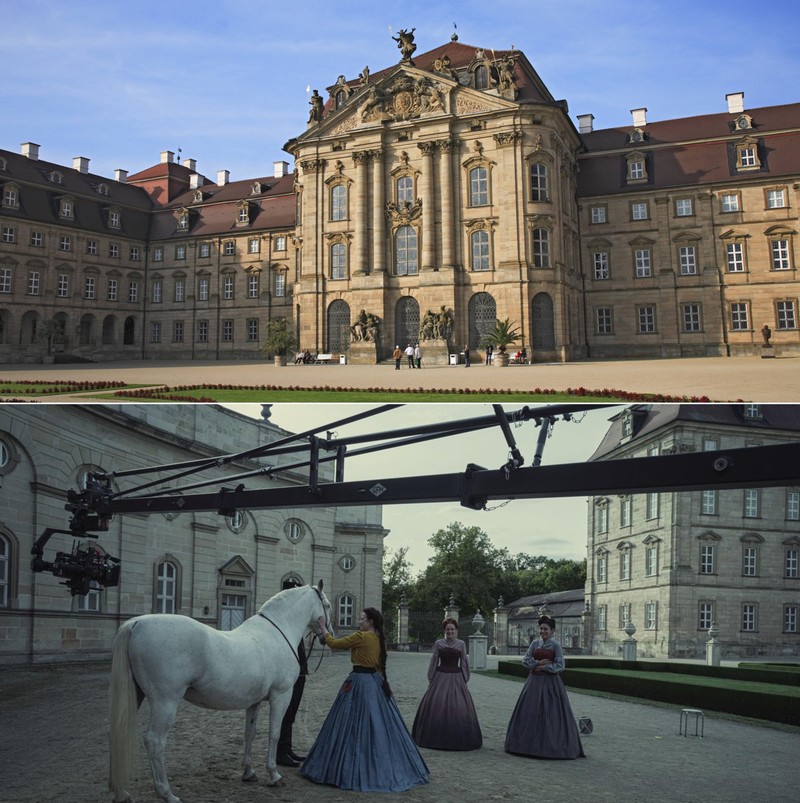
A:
[392,345,403,370]
[485,344,493,365]
[463,345,471,367]
[301,607,429,792]
[405,343,415,368]
[505,615,585,759]
[414,343,422,369]
[412,618,482,751]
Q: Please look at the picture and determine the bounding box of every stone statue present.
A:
[360,85,385,121]
[497,54,517,98]
[433,54,457,80]
[419,309,437,341]
[762,324,772,346]
[308,89,323,123]
[392,27,417,62]
[351,310,380,342]
[359,65,370,85]
[434,306,453,340]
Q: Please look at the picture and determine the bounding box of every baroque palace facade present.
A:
[1,32,799,363]
[584,404,800,659]
[0,405,385,664]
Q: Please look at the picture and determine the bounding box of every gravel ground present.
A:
[1,652,797,803]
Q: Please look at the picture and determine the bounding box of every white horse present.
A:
[108,581,331,803]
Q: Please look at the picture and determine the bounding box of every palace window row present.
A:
[696,538,800,579]
[151,237,288,262]
[150,318,261,344]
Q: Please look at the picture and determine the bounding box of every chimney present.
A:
[216,169,230,186]
[160,150,175,164]
[114,169,128,183]
[21,142,40,160]
[189,173,202,189]
[73,156,90,174]
[576,114,594,134]
[631,107,647,128]
[182,158,197,171]
[273,160,290,178]
[726,92,745,114]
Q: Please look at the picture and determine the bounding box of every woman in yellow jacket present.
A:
[301,607,429,792]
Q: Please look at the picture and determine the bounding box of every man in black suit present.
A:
[276,578,309,767]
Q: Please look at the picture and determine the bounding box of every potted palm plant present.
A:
[481,318,522,367]
[37,317,63,364]
[261,317,298,366]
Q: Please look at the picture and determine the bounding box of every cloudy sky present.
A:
[227,402,624,574]
[4,0,797,180]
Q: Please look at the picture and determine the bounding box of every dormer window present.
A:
[235,201,252,226]
[250,182,262,195]
[177,209,190,231]
[0,156,7,171]
[108,208,121,229]
[734,114,752,131]
[193,190,204,203]
[628,128,645,144]
[96,183,109,196]
[59,197,74,219]
[735,137,761,171]
[474,64,489,89]
[2,183,20,209]
[626,152,648,183]
[742,404,762,420]
[335,89,346,108]
[49,170,63,184]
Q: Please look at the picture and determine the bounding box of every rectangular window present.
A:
[153,246,164,262]
[620,497,632,528]
[57,274,69,297]
[596,506,608,534]
[743,546,757,577]
[238,207,249,223]
[222,319,233,342]
[741,604,756,632]
[645,546,657,576]
[635,249,651,278]
[595,307,613,335]
[85,276,96,300]
[86,239,97,255]
[597,556,607,584]
[683,304,702,332]
[246,318,258,341]
[590,206,607,224]
[331,184,347,220]
[109,243,119,259]
[744,488,759,518]
[174,278,185,302]
[631,202,648,221]
[59,236,72,251]
[198,277,209,301]
[597,605,607,631]
[248,273,259,298]
[152,280,162,304]
[593,252,609,280]
[530,163,548,201]
[701,489,718,515]
[785,605,799,634]
[77,582,101,612]
[150,321,161,343]
[700,544,715,574]
[675,198,693,217]
[787,491,800,521]
[30,231,43,247]
[0,268,10,293]
[331,243,347,280]
[470,167,489,206]
[619,551,631,581]
[2,226,15,243]
[3,187,18,207]
[698,602,713,631]
[27,271,40,295]
[175,244,186,260]
[638,306,656,334]
[248,238,260,254]
[644,602,657,630]
[771,239,791,271]
[679,245,697,275]
[130,247,140,261]
[109,211,120,228]
[628,160,645,180]
[646,492,659,519]
[224,241,235,256]
[174,321,184,342]
[767,189,786,209]
[275,273,286,297]
[619,603,631,629]
[532,228,549,268]
[197,320,208,342]
[730,302,749,331]
[740,147,756,167]
[726,242,745,272]
[777,300,797,330]
[720,193,740,212]
[60,200,73,218]
[275,235,287,251]
[107,279,118,302]
[199,242,211,258]
[224,276,234,299]
[128,281,138,303]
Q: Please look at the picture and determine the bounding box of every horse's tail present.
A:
[108,620,139,800]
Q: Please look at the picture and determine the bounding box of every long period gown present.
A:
[412,637,482,750]
[504,637,585,759]
[300,629,429,792]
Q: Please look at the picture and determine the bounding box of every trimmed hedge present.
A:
[497,660,800,726]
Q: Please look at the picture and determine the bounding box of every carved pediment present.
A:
[360,72,445,123]
[386,198,422,225]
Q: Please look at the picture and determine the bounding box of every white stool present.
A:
[679,708,704,737]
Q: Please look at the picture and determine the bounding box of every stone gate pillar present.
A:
[397,596,409,652]
[493,596,508,654]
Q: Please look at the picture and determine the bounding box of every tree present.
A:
[480,317,521,354]
[382,546,414,615]
[261,317,298,362]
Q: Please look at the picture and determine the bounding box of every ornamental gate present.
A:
[468,291,496,350]
[327,299,351,353]
[531,292,555,352]
[395,296,420,348]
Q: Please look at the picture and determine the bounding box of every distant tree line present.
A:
[382,522,586,618]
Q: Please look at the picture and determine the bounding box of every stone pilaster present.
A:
[370,149,386,273]
[438,139,457,270]
[419,141,437,271]
[353,151,369,275]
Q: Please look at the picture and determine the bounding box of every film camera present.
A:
[32,532,121,596]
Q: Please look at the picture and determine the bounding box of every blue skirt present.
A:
[300,670,430,792]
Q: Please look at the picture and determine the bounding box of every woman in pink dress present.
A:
[505,615,585,759]
[412,618,482,750]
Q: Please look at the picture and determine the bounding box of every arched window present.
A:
[327,299,351,353]
[395,226,418,275]
[474,65,489,89]
[335,89,346,109]
[396,176,413,204]
[532,228,550,268]
[331,242,347,279]
[123,316,135,346]
[468,291,496,349]
[330,184,347,221]
[530,163,548,202]
[155,560,178,614]
[471,230,490,271]
[469,167,488,206]
[395,296,420,347]
[338,593,355,627]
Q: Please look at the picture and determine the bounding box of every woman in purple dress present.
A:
[412,618,482,750]
[505,615,585,759]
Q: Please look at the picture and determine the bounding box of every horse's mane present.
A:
[258,585,323,623]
